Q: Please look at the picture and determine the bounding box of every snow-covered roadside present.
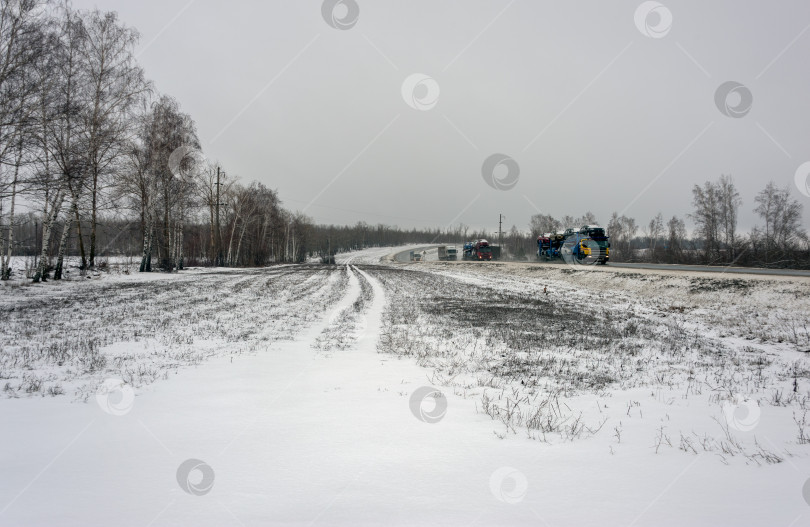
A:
[420,260,810,352]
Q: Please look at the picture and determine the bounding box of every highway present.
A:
[393,247,439,263]
[391,247,810,277]
[607,262,810,277]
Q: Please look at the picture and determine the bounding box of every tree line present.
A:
[0,0,312,281]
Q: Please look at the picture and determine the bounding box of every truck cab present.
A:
[446,246,458,260]
[580,226,609,264]
[474,239,493,261]
[561,226,609,264]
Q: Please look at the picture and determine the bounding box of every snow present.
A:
[1,247,809,526]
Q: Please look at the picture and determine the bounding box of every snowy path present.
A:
[1,260,809,526]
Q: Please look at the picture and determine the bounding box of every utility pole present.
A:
[498,213,504,255]
[215,167,224,267]
[290,221,295,263]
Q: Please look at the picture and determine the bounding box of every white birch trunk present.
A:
[1,162,18,280]
[54,201,75,280]
[33,189,65,282]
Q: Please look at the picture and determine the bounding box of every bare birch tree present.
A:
[78,8,146,268]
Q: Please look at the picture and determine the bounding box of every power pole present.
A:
[498,213,504,254]
[215,167,224,267]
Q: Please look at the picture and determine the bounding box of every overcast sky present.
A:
[72,0,810,233]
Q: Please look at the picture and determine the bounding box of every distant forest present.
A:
[6,174,809,272]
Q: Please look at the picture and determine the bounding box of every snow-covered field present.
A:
[1,247,809,526]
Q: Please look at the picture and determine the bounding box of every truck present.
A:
[437,246,458,261]
[464,240,492,262]
[462,240,493,261]
[538,225,609,265]
[409,250,422,262]
[462,242,475,260]
[574,225,610,264]
[537,233,565,261]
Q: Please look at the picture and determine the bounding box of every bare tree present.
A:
[133,95,198,272]
[195,161,234,264]
[560,215,575,229]
[690,180,719,262]
[31,4,89,282]
[691,176,741,264]
[666,215,686,263]
[607,212,637,260]
[78,9,147,268]
[647,212,664,259]
[229,183,263,266]
[1,134,25,278]
[754,181,806,266]
[0,0,50,279]
[528,213,560,236]
[717,175,741,261]
[576,211,598,226]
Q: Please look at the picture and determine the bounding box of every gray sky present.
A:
[73,0,810,233]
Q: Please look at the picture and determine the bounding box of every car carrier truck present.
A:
[463,240,493,261]
[538,225,609,265]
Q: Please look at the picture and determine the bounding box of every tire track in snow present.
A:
[310,264,386,353]
[352,266,386,353]
[313,265,371,351]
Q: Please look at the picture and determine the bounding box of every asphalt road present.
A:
[607,262,810,277]
[393,247,439,263]
[391,247,810,277]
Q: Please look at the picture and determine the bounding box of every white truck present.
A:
[438,246,458,261]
